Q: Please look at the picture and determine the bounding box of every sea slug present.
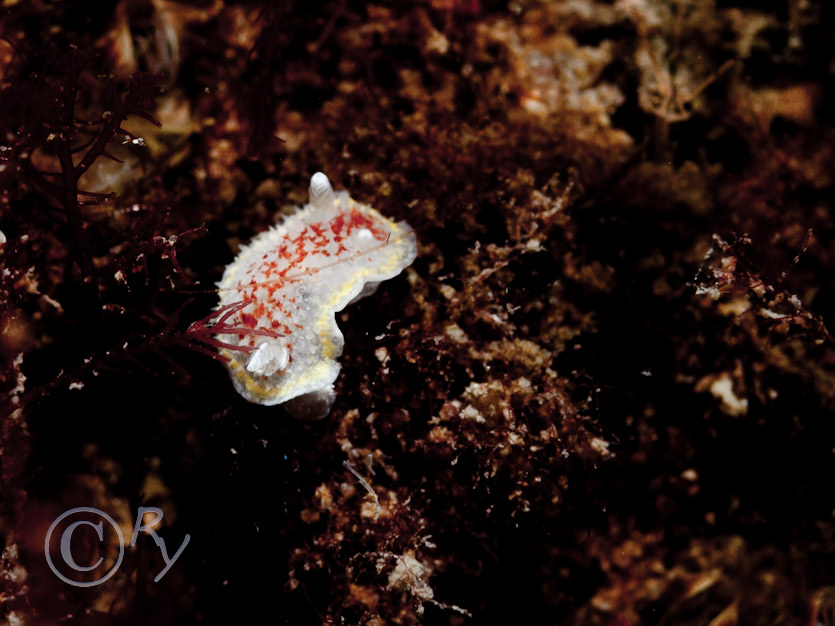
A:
[215,172,417,419]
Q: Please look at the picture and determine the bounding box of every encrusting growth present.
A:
[215,172,417,418]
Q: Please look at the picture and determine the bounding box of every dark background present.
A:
[1,1,834,624]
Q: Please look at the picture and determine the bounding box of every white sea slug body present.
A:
[215,172,417,418]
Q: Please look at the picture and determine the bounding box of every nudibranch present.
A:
[215,172,417,419]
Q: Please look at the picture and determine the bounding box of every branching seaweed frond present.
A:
[180,300,286,361]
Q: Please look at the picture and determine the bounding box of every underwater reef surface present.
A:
[1,1,834,624]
